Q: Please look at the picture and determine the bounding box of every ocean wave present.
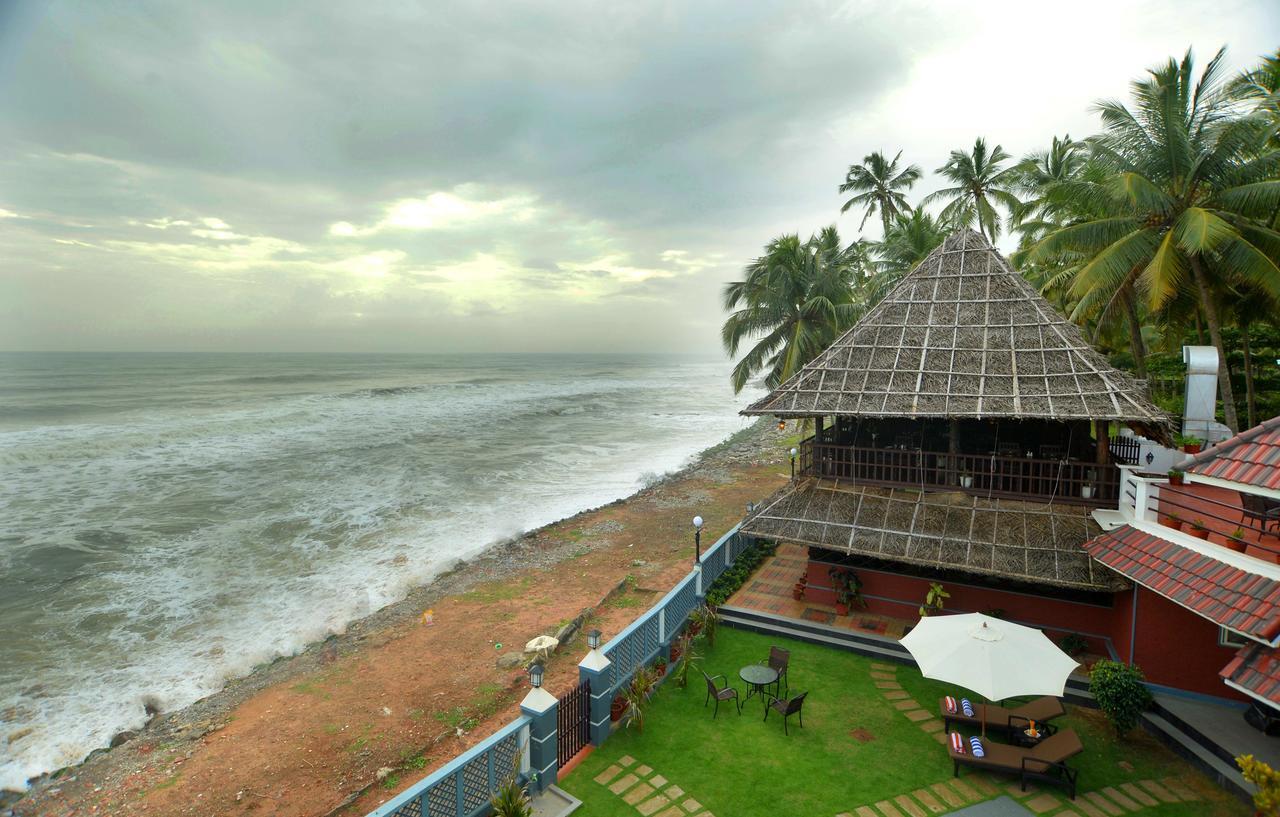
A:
[0,353,764,791]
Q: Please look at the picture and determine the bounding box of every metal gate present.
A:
[557,678,590,767]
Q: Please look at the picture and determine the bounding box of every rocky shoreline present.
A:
[6,418,787,816]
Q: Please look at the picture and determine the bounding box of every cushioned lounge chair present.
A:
[939,695,1065,736]
[948,728,1084,799]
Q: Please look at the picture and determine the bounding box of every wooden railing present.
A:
[798,440,1119,506]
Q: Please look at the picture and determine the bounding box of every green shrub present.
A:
[490,777,532,817]
[703,539,777,606]
[1089,660,1153,736]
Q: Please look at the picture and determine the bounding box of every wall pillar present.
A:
[519,686,558,793]
[578,646,613,746]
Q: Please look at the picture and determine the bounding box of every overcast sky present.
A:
[0,1,1276,354]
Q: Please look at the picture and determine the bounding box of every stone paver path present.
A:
[592,757,715,817]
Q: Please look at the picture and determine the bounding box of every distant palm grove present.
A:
[722,48,1280,432]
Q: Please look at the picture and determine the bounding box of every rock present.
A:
[109,731,137,748]
[495,653,524,670]
[523,635,559,656]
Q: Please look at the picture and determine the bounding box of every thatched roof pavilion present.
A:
[743,230,1165,424]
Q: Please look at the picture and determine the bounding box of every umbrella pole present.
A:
[981,700,986,739]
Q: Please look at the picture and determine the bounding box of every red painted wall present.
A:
[1129,586,1247,702]
[805,559,1115,654]
[804,557,1247,702]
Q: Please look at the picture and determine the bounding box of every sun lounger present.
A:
[939,695,1065,736]
[948,728,1084,798]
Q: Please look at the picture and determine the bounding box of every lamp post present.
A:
[587,629,601,650]
[692,515,703,564]
[790,446,798,480]
[528,661,544,689]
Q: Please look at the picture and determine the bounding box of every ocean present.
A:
[0,352,763,791]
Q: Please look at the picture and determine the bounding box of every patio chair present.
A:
[702,671,740,719]
[1038,444,1065,460]
[763,690,808,735]
[759,646,790,698]
[1241,492,1280,535]
[948,728,1084,799]
[939,695,1065,736]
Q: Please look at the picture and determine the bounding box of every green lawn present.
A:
[558,627,1248,817]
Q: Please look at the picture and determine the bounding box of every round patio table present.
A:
[739,664,780,707]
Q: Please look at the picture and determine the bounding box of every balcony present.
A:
[798,439,1120,506]
[1116,467,1280,563]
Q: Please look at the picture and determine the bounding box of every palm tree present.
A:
[839,150,922,236]
[1026,48,1280,431]
[922,138,1023,242]
[875,209,951,280]
[1011,135,1087,248]
[722,226,867,393]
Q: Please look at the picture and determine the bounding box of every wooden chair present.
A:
[939,696,1065,736]
[764,690,808,735]
[1242,492,1280,535]
[761,646,790,698]
[948,729,1084,799]
[702,671,740,718]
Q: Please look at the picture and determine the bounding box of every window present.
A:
[1219,627,1249,648]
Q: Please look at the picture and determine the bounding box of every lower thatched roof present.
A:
[741,479,1127,592]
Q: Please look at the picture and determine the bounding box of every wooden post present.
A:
[948,418,959,484]
[1095,420,1110,465]
[815,415,825,440]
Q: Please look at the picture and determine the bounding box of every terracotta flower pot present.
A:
[1184,444,1202,454]
[1163,517,1183,532]
[835,602,850,616]
[1227,539,1249,553]
[610,696,627,722]
[1168,473,1184,486]
[1191,528,1211,540]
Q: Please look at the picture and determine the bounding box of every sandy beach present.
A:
[8,420,792,817]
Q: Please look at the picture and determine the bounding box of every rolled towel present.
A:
[969,736,985,758]
[961,698,975,717]
[944,695,958,714]
[949,732,966,753]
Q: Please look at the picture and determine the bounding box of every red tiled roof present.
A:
[1186,416,1280,491]
[1083,524,1280,643]
[1222,643,1280,707]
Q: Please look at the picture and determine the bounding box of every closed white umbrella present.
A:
[900,612,1078,737]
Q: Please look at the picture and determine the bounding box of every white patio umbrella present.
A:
[899,612,1079,737]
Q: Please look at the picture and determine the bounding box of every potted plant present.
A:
[610,694,628,722]
[919,582,950,617]
[1190,519,1211,540]
[1227,527,1249,553]
[1081,483,1095,500]
[1060,632,1089,658]
[689,604,719,648]
[959,469,974,489]
[672,635,700,689]
[490,777,533,817]
[1174,433,1204,454]
[621,681,647,733]
[652,656,668,676]
[1168,469,1185,486]
[828,567,865,615]
[1162,512,1183,532]
[669,637,683,665]
[792,574,808,600]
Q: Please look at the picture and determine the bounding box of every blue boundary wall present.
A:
[368,523,756,817]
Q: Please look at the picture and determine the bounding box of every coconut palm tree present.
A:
[1011,135,1088,248]
[922,137,1023,242]
[722,226,868,393]
[1026,47,1280,431]
[875,209,951,280]
[839,150,922,236]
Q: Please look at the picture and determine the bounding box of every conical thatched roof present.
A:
[744,230,1165,423]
